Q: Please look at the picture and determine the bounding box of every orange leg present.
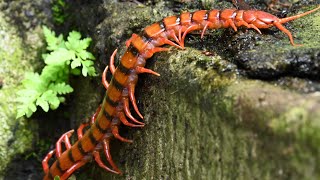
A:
[236,21,262,34]
[126,34,139,48]
[167,29,184,48]
[119,111,144,127]
[42,149,55,174]
[102,65,110,90]
[123,97,144,125]
[109,49,117,74]
[181,24,200,48]
[103,49,118,90]
[77,106,102,139]
[77,123,89,139]
[160,37,184,49]
[273,22,300,46]
[93,150,121,174]
[143,47,170,58]
[273,5,320,46]
[135,66,160,76]
[55,130,74,157]
[102,138,122,174]
[42,130,74,175]
[128,83,143,119]
[200,22,210,39]
[111,125,133,143]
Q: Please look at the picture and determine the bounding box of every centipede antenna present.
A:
[278,5,320,24]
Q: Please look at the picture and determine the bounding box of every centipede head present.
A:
[243,10,278,28]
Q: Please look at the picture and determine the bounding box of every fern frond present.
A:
[48,82,73,94]
[42,26,65,51]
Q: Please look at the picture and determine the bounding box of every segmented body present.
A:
[43,5,320,180]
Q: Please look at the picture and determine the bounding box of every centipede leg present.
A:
[162,38,184,49]
[273,21,300,46]
[55,130,74,157]
[111,125,133,143]
[167,30,184,47]
[126,34,139,47]
[181,24,200,48]
[77,106,102,139]
[109,49,117,74]
[60,160,88,180]
[135,66,160,76]
[119,112,144,127]
[226,19,238,32]
[123,97,144,125]
[236,21,261,34]
[128,84,143,119]
[200,23,209,39]
[102,65,110,89]
[77,123,89,139]
[42,149,55,173]
[144,47,170,58]
[93,150,121,174]
[103,138,122,174]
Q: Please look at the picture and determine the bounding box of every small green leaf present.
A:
[36,98,49,112]
[71,58,81,69]
[87,66,97,76]
[45,48,74,65]
[16,110,25,119]
[68,31,81,41]
[41,65,67,82]
[49,97,61,110]
[40,90,61,110]
[81,60,94,67]
[65,31,81,51]
[28,103,37,112]
[48,82,73,94]
[25,108,33,118]
[78,38,92,50]
[82,65,88,77]
[42,26,65,51]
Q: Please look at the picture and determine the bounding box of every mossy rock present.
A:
[37,0,320,179]
[0,0,52,178]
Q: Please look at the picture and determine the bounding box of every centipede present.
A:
[42,3,320,180]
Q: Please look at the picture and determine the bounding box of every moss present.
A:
[0,8,40,177]
[226,80,320,179]
[294,6,320,48]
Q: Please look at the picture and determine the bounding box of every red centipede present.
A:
[42,4,320,180]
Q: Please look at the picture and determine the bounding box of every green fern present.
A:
[43,28,96,76]
[16,26,96,118]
